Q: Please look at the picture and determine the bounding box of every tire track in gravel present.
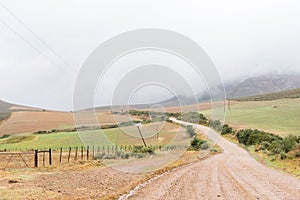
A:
[125,119,300,200]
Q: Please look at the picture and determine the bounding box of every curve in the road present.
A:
[125,119,300,200]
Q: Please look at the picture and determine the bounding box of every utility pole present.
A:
[137,125,147,147]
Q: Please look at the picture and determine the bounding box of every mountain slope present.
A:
[0,100,13,123]
[0,99,12,112]
[235,88,300,101]
[226,73,300,99]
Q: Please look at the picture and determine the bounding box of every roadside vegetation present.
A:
[208,119,300,176]
[182,124,220,153]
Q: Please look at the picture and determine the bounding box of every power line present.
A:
[0,2,76,76]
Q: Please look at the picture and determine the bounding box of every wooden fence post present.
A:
[68,147,71,163]
[87,145,89,160]
[34,150,38,168]
[75,147,78,161]
[49,148,52,165]
[81,146,83,160]
[59,148,63,164]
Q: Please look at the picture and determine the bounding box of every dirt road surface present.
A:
[127,119,300,200]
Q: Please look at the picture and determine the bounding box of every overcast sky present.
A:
[0,0,300,111]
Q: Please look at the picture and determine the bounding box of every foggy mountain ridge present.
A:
[225,73,300,99]
[154,73,300,107]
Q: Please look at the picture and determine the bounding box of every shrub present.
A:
[280,152,287,160]
[200,143,209,150]
[282,135,297,153]
[268,140,283,154]
[101,124,118,129]
[141,146,155,154]
[295,145,300,158]
[190,137,206,150]
[221,124,233,135]
[260,141,270,150]
[141,119,152,124]
[94,152,106,160]
[186,125,196,137]
[132,145,155,154]
[104,155,117,159]
[34,130,48,134]
[0,134,10,139]
[179,112,208,125]
[236,129,281,146]
[121,153,130,159]
[209,120,222,130]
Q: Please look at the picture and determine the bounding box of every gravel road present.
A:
[127,119,300,200]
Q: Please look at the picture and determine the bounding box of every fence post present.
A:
[59,148,63,164]
[34,150,38,168]
[87,145,89,160]
[68,147,71,163]
[75,147,78,161]
[81,146,83,160]
[49,148,52,165]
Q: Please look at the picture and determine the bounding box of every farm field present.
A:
[201,98,300,136]
[0,123,188,150]
[147,97,300,136]
[0,110,133,136]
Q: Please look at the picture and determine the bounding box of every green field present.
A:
[235,88,300,101]
[202,98,300,136]
[0,123,189,150]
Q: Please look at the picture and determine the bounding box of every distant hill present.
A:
[234,88,300,101]
[0,100,13,123]
[151,73,300,107]
[0,99,12,112]
[225,73,300,99]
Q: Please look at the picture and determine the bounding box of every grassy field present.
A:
[235,88,300,101]
[0,123,189,150]
[202,98,300,136]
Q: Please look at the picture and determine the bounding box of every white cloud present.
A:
[0,0,300,110]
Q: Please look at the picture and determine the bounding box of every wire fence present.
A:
[0,144,189,169]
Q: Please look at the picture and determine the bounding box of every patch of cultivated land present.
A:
[0,123,187,150]
[202,98,300,136]
[0,111,132,136]
[148,101,229,113]
[165,98,300,136]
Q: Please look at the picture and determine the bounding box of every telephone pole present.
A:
[137,125,147,147]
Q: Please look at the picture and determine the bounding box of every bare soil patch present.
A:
[0,151,200,199]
